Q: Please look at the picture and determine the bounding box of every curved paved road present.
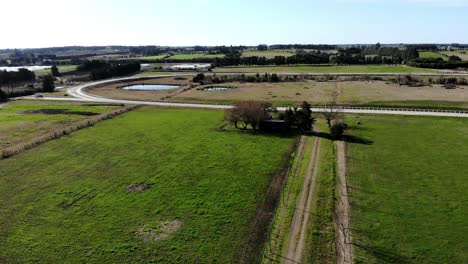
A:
[21,74,468,118]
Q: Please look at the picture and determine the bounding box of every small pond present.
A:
[122,84,179,91]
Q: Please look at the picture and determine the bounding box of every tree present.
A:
[193,73,205,83]
[321,105,343,128]
[224,107,241,128]
[257,44,268,51]
[42,75,55,92]
[330,122,348,139]
[51,65,60,77]
[282,102,316,134]
[448,55,462,62]
[225,101,272,132]
[0,89,7,102]
[297,101,315,133]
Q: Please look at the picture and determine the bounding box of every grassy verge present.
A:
[263,136,315,263]
[0,107,294,263]
[304,122,336,264]
[345,115,468,263]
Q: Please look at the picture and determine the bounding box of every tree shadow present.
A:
[310,131,374,145]
[354,242,411,263]
[342,135,374,145]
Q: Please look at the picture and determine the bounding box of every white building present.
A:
[162,64,212,71]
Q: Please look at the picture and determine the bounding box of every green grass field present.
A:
[169,53,225,60]
[0,100,118,148]
[34,65,78,76]
[133,54,171,60]
[305,122,336,264]
[439,51,468,61]
[0,107,295,263]
[242,49,295,58]
[419,51,448,60]
[214,65,436,74]
[346,115,468,263]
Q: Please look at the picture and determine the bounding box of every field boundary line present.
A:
[335,141,353,264]
[263,136,307,263]
[284,135,321,263]
[0,105,139,159]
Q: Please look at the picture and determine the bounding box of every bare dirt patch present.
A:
[136,220,183,242]
[285,136,321,263]
[335,141,353,264]
[127,183,153,193]
[22,109,99,116]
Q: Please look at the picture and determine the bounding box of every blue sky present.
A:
[2,0,468,48]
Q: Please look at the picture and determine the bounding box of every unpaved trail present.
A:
[266,136,307,263]
[284,136,321,263]
[336,141,353,264]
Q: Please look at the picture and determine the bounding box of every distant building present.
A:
[162,64,212,71]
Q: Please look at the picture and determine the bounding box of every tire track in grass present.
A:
[284,135,321,263]
[264,136,308,263]
[335,141,353,264]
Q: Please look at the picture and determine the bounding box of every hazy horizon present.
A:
[2,0,468,49]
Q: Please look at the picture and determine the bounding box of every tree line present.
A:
[78,61,141,80]
[224,101,348,138]
[0,69,36,86]
[407,57,468,69]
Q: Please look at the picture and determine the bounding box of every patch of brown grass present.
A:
[136,220,183,242]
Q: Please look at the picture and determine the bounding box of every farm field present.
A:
[0,100,119,149]
[132,54,171,60]
[440,51,468,61]
[168,53,225,60]
[173,80,468,107]
[242,49,296,58]
[213,65,437,74]
[345,115,468,263]
[419,51,448,60]
[134,53,225,61]
[0,107,295,263]
[34,65,78,76]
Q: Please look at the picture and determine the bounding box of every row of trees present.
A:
[0,69,36,86]
[407,58,468,69]
[224,101,348,138]
[77,61,141,80]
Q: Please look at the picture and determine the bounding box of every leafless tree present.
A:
[224,101,272,132]
[321,105,343,128]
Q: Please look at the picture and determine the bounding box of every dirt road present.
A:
[336,141,353,264]
[284,136,321,263]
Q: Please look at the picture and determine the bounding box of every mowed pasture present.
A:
[0,100,118,149]
[173,80,468,107]
[242,49,296,58]
[0,107,295,263]
[345,115,468,263]
[419,51,448,60]
[213,65,437,74]
[168,53,225,60]
[34,65,78,76]
[440,51,468,61]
